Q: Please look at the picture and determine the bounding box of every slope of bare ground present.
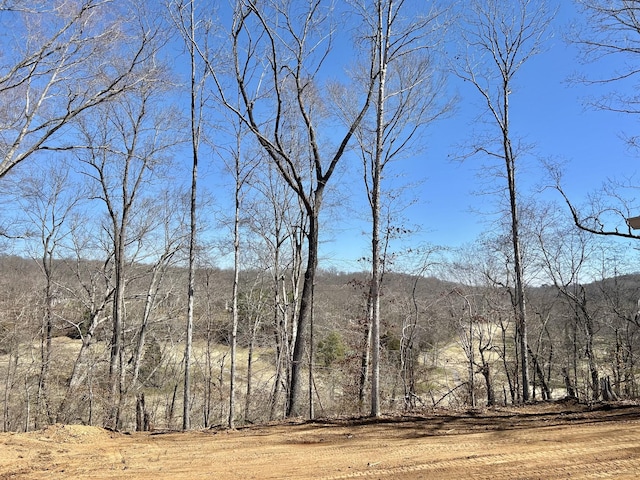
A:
[2,401,640,479]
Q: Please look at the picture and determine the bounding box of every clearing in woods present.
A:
[2,401,640,479]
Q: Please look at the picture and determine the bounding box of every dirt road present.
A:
[2,402,640,479]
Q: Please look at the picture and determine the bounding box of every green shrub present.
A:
[317,331,346,367]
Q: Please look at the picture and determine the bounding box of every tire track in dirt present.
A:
[319,423,640,479]
[322,452,640,479]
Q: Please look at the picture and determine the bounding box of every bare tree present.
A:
[0,288,36,432]
[223,121,258,428]
[5,161,84,427]
[399,248,444,409]
[244,159,306,420]
[349,0,451,417]
[201,0,376,417]
[446,248,512,408]
[449,238,522,405]
[454,0,555,402]
[0,1,164,177]
[168,0,212,432]
[76,73,180,429]
[547,7,640,389]
[127,191,187,430]
[534,204,605,401]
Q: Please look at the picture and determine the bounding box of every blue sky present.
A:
[6,1,631,274]
[315,1,640,271]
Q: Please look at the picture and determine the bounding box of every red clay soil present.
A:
[2,401,640,479]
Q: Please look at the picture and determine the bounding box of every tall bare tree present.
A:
[77,71,179,429]
[455,0,555,402]
[223,120,258,428]
[201,0,376,417]
[169,0,211,432]
[350,0,450,416]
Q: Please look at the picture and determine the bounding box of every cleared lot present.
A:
[2,402,640,479]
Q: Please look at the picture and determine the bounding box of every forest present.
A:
[1,0,640,433]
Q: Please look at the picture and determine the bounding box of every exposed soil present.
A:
[2,400,640,479]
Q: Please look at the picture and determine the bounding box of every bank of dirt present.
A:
[2,401,640,479]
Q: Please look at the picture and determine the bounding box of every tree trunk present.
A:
[369,0,387,418]
[57,310,103,422]
[505,132,530,403]
[586,328,599,402]
[229,178,240,429]
[308,292,315,420]
[131,263,168,391]
[37,258,54,427]
[182,0,201,431]
[107,236,125,429]
[528,346,551,400]
[287,212,319,417]
[358,297,372,413]
[480,363,495,407]
[498,318,516,404]
[562,367,576,398]
[136,393,145,432]
[244,335,254,423]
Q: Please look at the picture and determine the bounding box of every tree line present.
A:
[0,0,639,432]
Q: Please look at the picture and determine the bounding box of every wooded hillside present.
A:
[1,254,639,432]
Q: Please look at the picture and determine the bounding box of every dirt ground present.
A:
[2,401,640,479]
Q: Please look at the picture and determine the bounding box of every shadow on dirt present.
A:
[285,400,640,438]
[196,400,640,444]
